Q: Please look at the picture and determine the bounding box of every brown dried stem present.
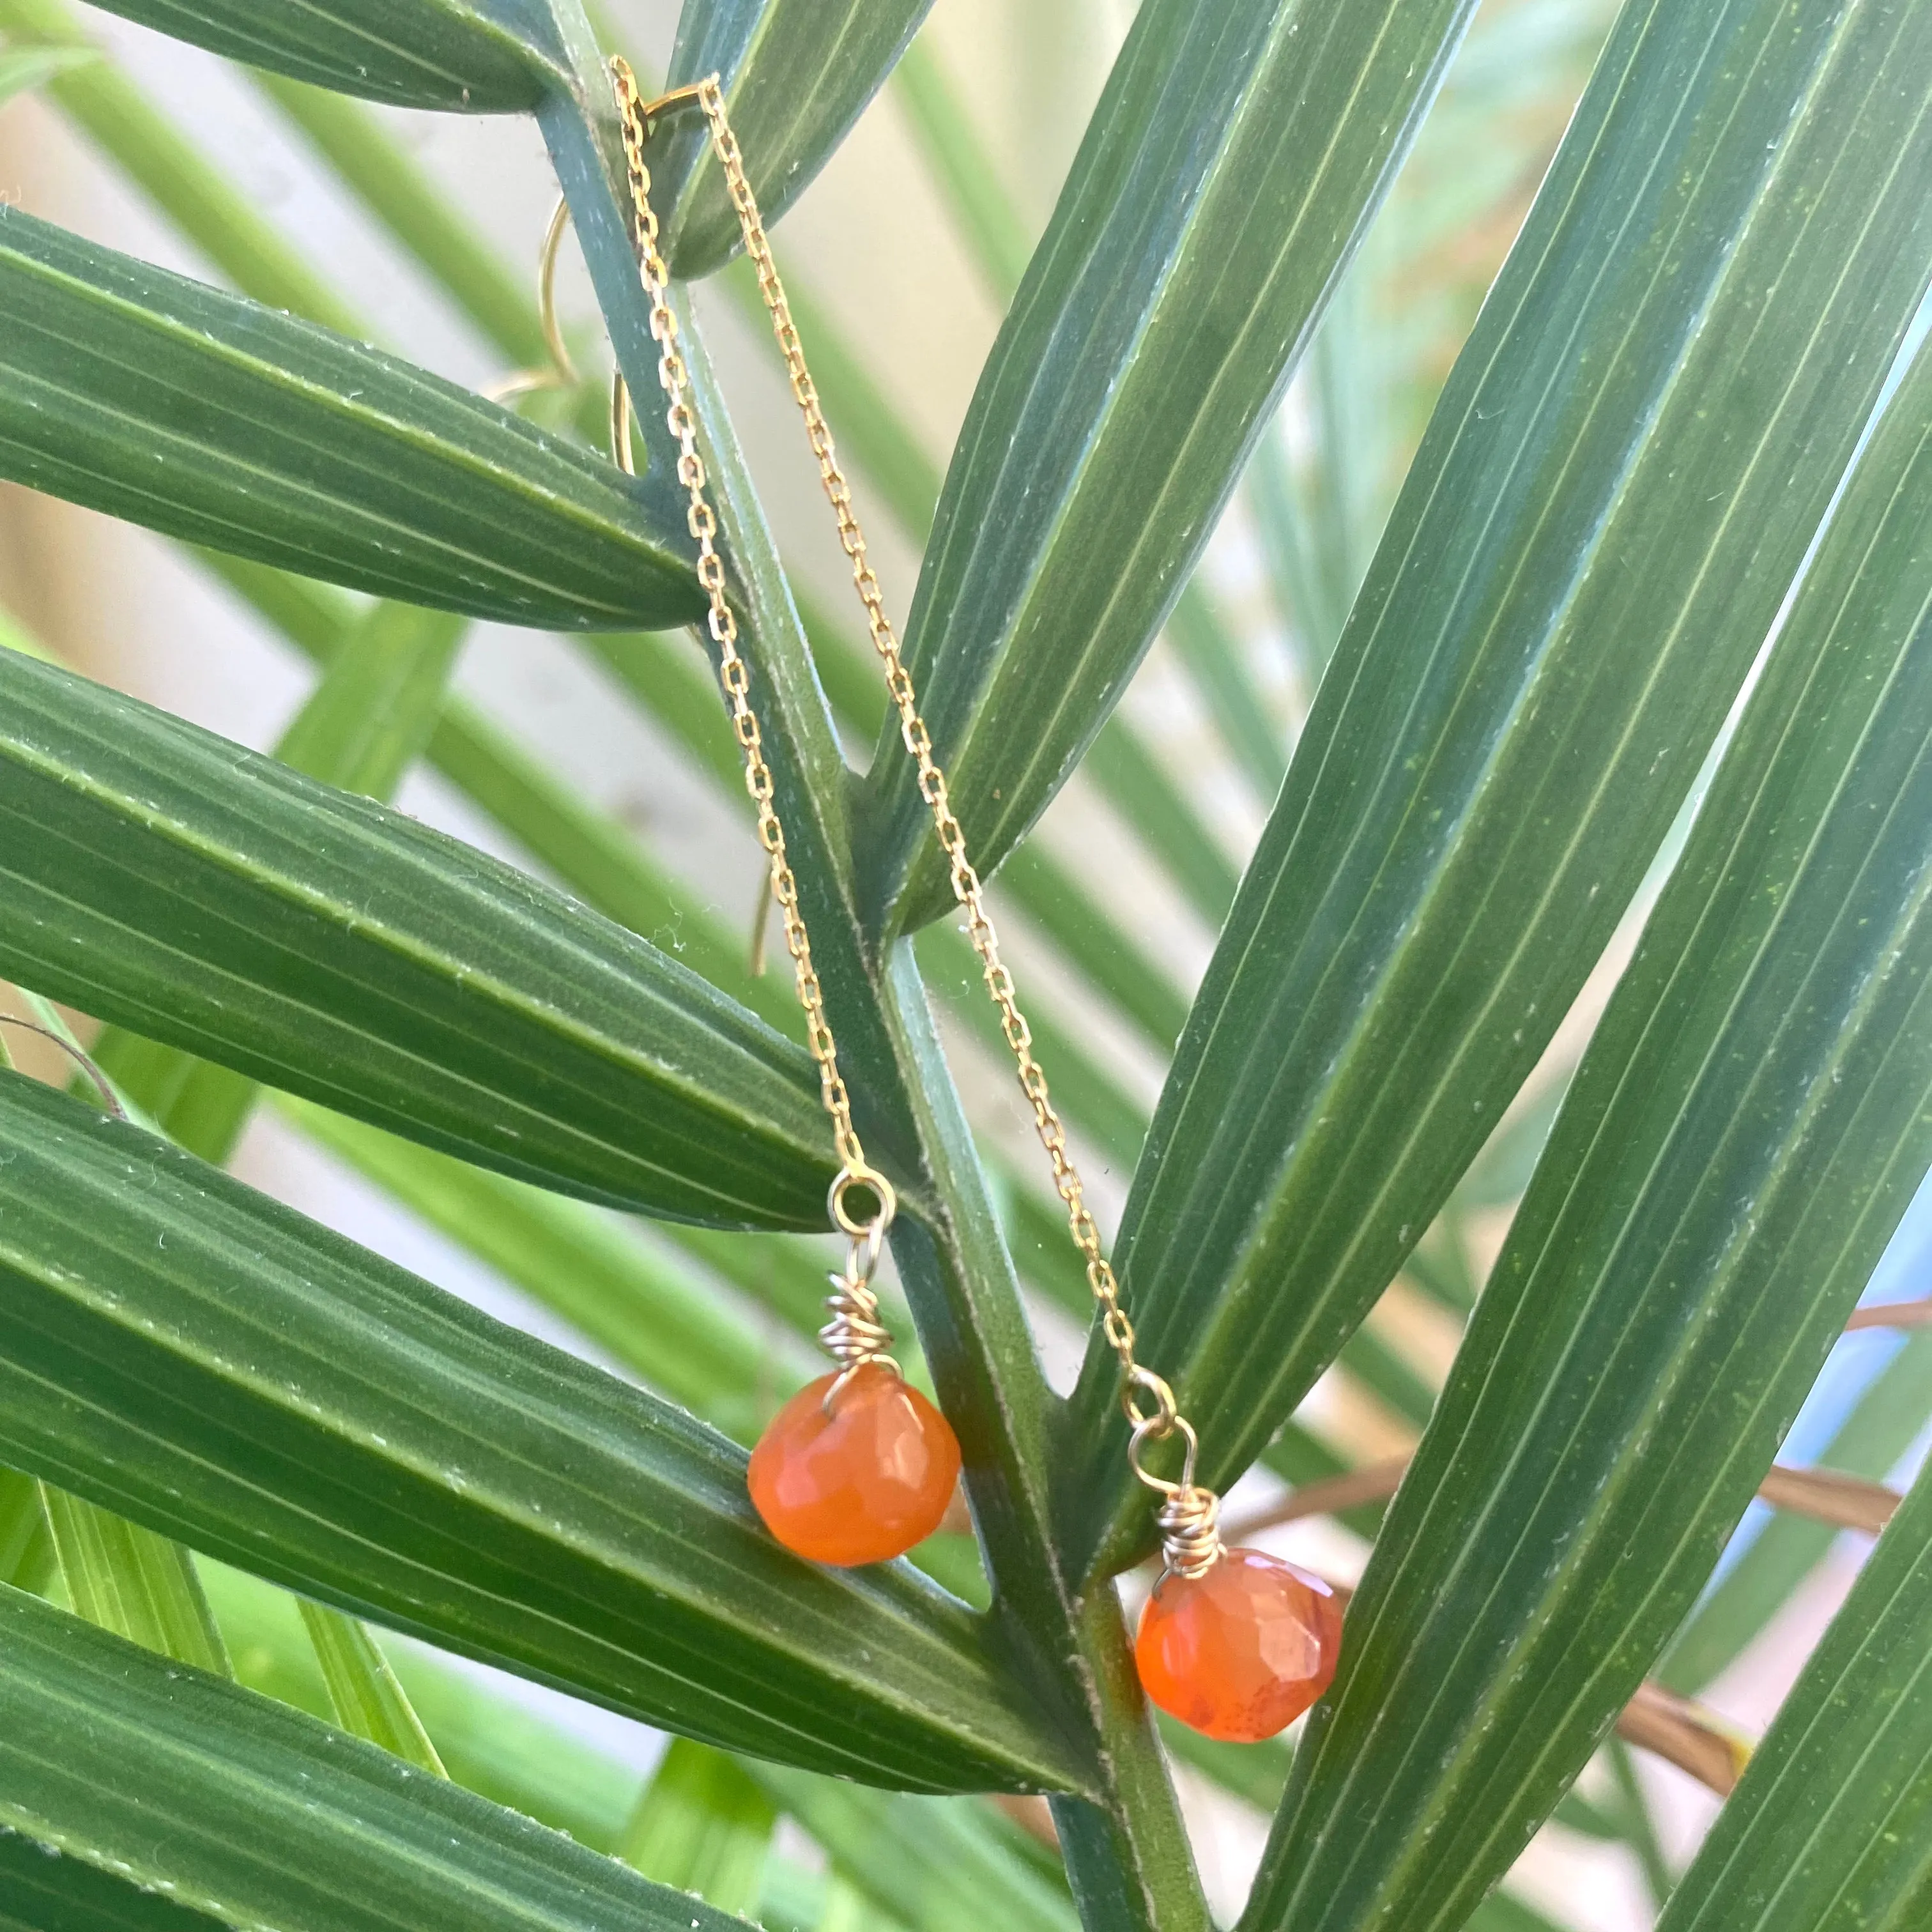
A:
[1616,1682,1752,1796]
[1224,1458,1901,1544]
[1844,1298,1932,1331]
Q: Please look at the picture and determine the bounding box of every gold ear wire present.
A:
[609,370,635,475]
[483,197,581,403]
[493,80,716,450]
[486,194,639,480]
[747,870,772,976]
[535,195,579,385]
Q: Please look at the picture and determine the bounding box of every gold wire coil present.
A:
[820,1274,896,1374]
[1153,1483,1225,1583]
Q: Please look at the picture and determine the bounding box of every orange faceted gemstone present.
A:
[1135,1547,1344,1743]
[747,1361,962,1567]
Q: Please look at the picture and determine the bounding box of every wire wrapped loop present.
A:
[819,1165,900,1411]
[1126,1401,1225,1583]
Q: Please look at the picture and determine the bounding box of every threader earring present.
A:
[606,59,1341,1743]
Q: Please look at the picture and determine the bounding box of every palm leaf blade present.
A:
[1660,1328,1932,1695]
[0,651,837,1228]
[76,0,562,111]
[0,209,700,632]
[1655,1461,1932,1932]
[1064,0,1932,1574]
[866,0,1481,931]
[1245,330,1932,1932]
[657,0,938,277]
[0,1075,1089,1795]
[0,1585,753,1931]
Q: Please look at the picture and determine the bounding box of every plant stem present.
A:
[876,953,1209,1931]
[534,31,1206,1896]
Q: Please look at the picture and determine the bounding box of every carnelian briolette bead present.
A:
[747,1360,962,1567]
[1135,1547,1344,1742]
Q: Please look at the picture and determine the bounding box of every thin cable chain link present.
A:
[611,65,1211,1537]
[611,60,865,1186]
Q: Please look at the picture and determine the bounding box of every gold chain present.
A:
[609,60,891,1264]
[610,61,1219,1572]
